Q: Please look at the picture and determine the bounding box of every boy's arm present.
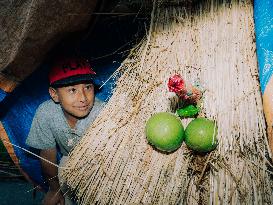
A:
[40,148,64,205]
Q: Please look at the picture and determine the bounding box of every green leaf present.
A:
[177,105,199,118]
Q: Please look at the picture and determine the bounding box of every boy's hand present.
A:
[40,148,65,205]
[43,190,65,205]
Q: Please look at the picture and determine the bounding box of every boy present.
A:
[26,57,104,205]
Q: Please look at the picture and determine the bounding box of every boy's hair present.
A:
[49,57,96,88]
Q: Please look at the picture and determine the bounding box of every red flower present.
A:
[168,74,185,94]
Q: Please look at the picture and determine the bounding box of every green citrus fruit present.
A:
[185,118,218,152]
[145,112,184,152]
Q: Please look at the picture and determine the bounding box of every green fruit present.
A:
[145,112,184,152]
[185,118,218,152]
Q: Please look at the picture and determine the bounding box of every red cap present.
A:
[49,58,96,86]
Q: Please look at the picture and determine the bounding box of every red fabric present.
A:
[49,58,96,84]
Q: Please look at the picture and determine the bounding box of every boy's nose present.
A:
[78,90,87,102]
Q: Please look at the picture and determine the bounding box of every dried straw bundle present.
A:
[61,0,273,204]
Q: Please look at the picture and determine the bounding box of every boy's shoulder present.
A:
[92,98,104,114]
[94,97,104,108]
[35,99,61,119]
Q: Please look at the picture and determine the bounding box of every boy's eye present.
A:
[68,88,77,93]
[85,84,93,90]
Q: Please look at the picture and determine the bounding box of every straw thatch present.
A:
[61,0,273,204]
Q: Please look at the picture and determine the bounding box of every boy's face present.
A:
[49,83,95,123]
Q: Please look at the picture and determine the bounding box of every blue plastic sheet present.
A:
[254,0,273,94]
[0,89,7,102]
[3,0,272,191]
[0,8,144,190]
[0,60,120,188]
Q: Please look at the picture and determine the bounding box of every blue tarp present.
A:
[254,0,273,94]
[1,0,272,190]
[0,10,142,188]
[0,59,120,188]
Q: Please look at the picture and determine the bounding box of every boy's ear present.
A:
[49,87,59,103]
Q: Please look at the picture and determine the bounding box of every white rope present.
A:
[2,139,70,169]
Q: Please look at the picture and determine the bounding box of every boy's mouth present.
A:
[76,105,90,111]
